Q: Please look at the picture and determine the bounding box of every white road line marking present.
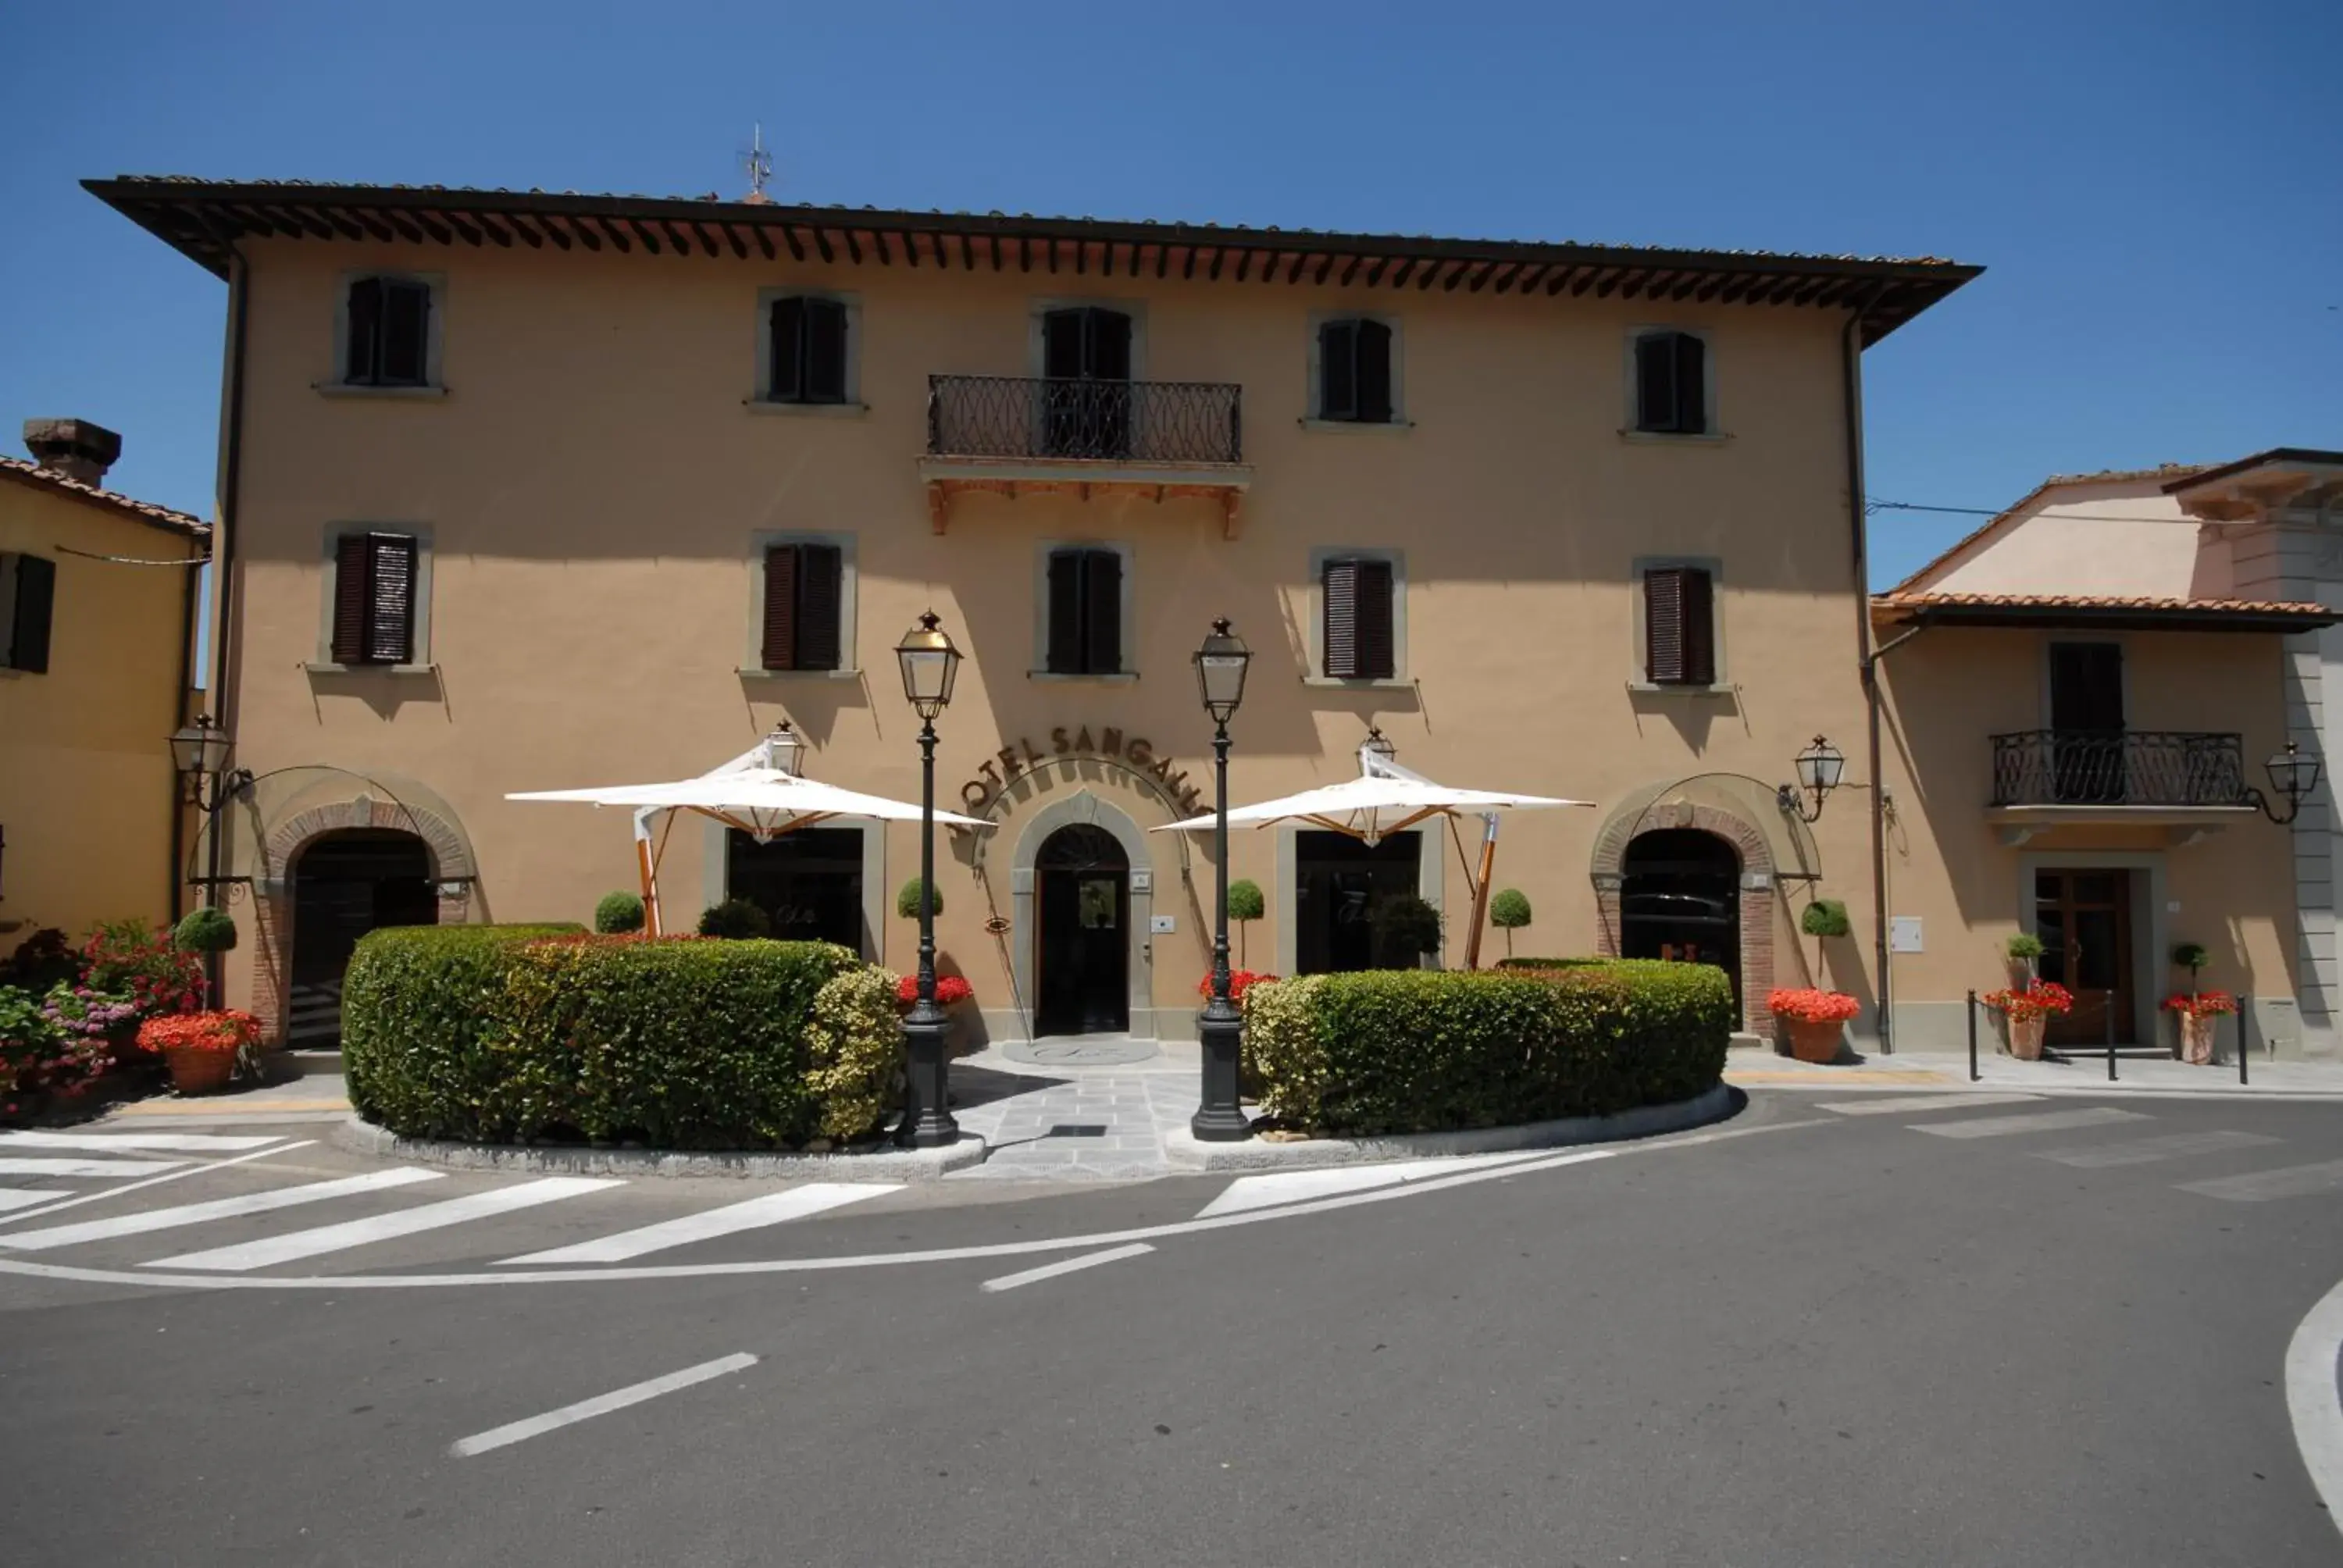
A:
[497,1184,902,1265]
[1196,1151,1553,1219]
[1910,1107,2150,1140]
[0,1156,185,1178]
[150,1178,622,1271]
[2180,1160,2343,1203]
[0,1131,286,1153]
[1821,1092,2042,1117]
[0,1168,446,1252]
[0,1189,70,1213]
[982,1243,1155,1293]
[2287,1275,2343,1545]
[448,1352,759,1458]
[2034,1130,2280,1169]
[0,1140,319,1231]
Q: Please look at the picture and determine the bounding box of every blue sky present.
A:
[2,0,2335,593]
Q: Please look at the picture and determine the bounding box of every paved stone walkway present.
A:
[944,1045,1204,1180]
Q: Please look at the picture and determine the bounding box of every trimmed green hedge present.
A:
[342,926,900,1149]
[1243,960,1731,1136]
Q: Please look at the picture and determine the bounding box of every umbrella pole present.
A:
[1462,813,1500,970]
[633,808,664,937]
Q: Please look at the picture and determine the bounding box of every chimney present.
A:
[23,418,123,488]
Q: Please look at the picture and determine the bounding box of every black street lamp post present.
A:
[169,715,252,1007]
[894,611,963,1149]
[1191,618,1254,1142]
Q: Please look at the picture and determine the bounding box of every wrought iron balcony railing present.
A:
[1989,729,2249,808]
[926,375,1243,465]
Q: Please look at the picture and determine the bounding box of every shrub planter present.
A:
[137,1010,260,1096]
[2175,1011,2215,1066]
[163,1046,235,1095]
[2007,1015,2046,1061]
[1767,989,1859,1065]
[1785,1018,1843,1064]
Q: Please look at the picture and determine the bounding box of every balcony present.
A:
[918,375,1251,537]
[1988,730,2255,844]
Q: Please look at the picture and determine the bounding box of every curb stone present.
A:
[330,1115,990,1181]
[1161,1082,1739,1171]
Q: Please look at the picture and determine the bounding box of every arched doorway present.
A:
[289,829,437,1049]
[1620,829,1741,1014]
[1034,822,1129,1036]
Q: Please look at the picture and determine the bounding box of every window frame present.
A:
[0,550,57,676]
[1030,539,1137,682]
[1304,311,1408,428]
[741,529,861,678]
[310,524,435,673]
[1631,554,1728,692]
[1623,326,1720,440]
[1026,298,1149,382]
[1305,546,1409,687]
[327,270,447,396]
[752,288,865,412]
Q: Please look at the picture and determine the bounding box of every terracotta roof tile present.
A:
[0,456,209,541]
[1874,591,2328,616]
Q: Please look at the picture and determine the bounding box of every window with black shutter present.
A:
[1043,547,1124,675]
[1,552,57,674]
[768,296,851,404]
[1318,318,1394,423]
[329,532,419,666]
[344,276,432,387]
[1643,565,1716,686]
[759,542,845,671]
[1322,556,1396,680]
[1633,330,1708,435]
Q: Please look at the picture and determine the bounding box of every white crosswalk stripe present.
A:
[2179,1160,2343,1203]
[1821,1092,2042,1117]
[0,1156,185,1178]
[2033,1131,2279,1169]
[0,1188,69,1213]
[150,1177,622,1272]
[0,1168,445,1252]
[1196,1152,1555,1220]
[1910,1107,2150,1140]
[0,1131,287,1153]
[497,1183,900,1265]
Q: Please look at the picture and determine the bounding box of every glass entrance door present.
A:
[1035,824,1129,1035]
[2035,868,2135,1046]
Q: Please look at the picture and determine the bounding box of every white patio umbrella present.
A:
[507,725,991,935]
[1154,733,1593,968]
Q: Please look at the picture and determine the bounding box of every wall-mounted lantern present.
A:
[2248,741,2322,825]
[1777,735,1846,825]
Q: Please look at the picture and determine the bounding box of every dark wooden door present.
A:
[1035,825,1129,1035]
[2049,643,2125,803]
[1040,307,1132,458]
[2035,868,2134,1045]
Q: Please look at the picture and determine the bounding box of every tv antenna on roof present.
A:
[740,123,774,205]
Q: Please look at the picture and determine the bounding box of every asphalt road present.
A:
[4,1088,2341,1566]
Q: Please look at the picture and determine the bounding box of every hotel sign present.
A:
[959,725,1205,818]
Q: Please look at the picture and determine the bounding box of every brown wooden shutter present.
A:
[365,533,416,664]
[761,544,800,669]
[1046,549,1084,673]
[1322,558,1361,678]
[1645,567,1689,683]
[1354,558,1396,679]
[1319,319,1357,419]
[803,299,848,403]
[1635,333,1676,433]
[346,277,383,383]
[1354,319,1393,424]
[1680,568,1715,684]
[330,534,371,663]
[1672,333,1706,435]
[1082,550,1122,675]
[7,554,55,674]
[797,543,843,670]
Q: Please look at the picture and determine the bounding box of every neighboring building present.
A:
[0,419,209,953]
[91,175,1982,1052]
[1876,459,2343,1058]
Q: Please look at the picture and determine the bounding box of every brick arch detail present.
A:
[1589,798,1778,1035]
[248,796,476,1047]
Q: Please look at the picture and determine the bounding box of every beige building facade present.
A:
[0,421,209,950]
[91,175,2066,1056]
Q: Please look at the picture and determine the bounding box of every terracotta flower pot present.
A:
[2178,1011,2216,1066]
[2008,1014,2046,1061]
[1785,1017,1843,1064]
[164,1046,235,1096]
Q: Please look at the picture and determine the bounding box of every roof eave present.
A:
[1872,600,2336,634]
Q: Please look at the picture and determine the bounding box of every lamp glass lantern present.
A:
[894,611,961,720]
[2268,742,2321,805]
[1193,618,1251,725]
[1361,726,1398,769]
[762,721,804,778]
[1795,736,1846,795]
[169,715,234,779]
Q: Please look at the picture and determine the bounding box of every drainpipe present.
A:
[202,241,251,1000]
[1845,283,1891,1051]
[168,537,198,922]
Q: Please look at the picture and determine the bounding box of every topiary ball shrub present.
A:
[1244,960,1731,1137]
[1489,889,1532,929]
[896,878,942,920]
[1226,879,1265,922]
[2006,932,2045,962]
[698,899,771,939]
[173,906,240,953]
[1799,899,1851,939]
[594,891,647,935]
[2172,941,2211,973]
[1368,894,1442,969]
